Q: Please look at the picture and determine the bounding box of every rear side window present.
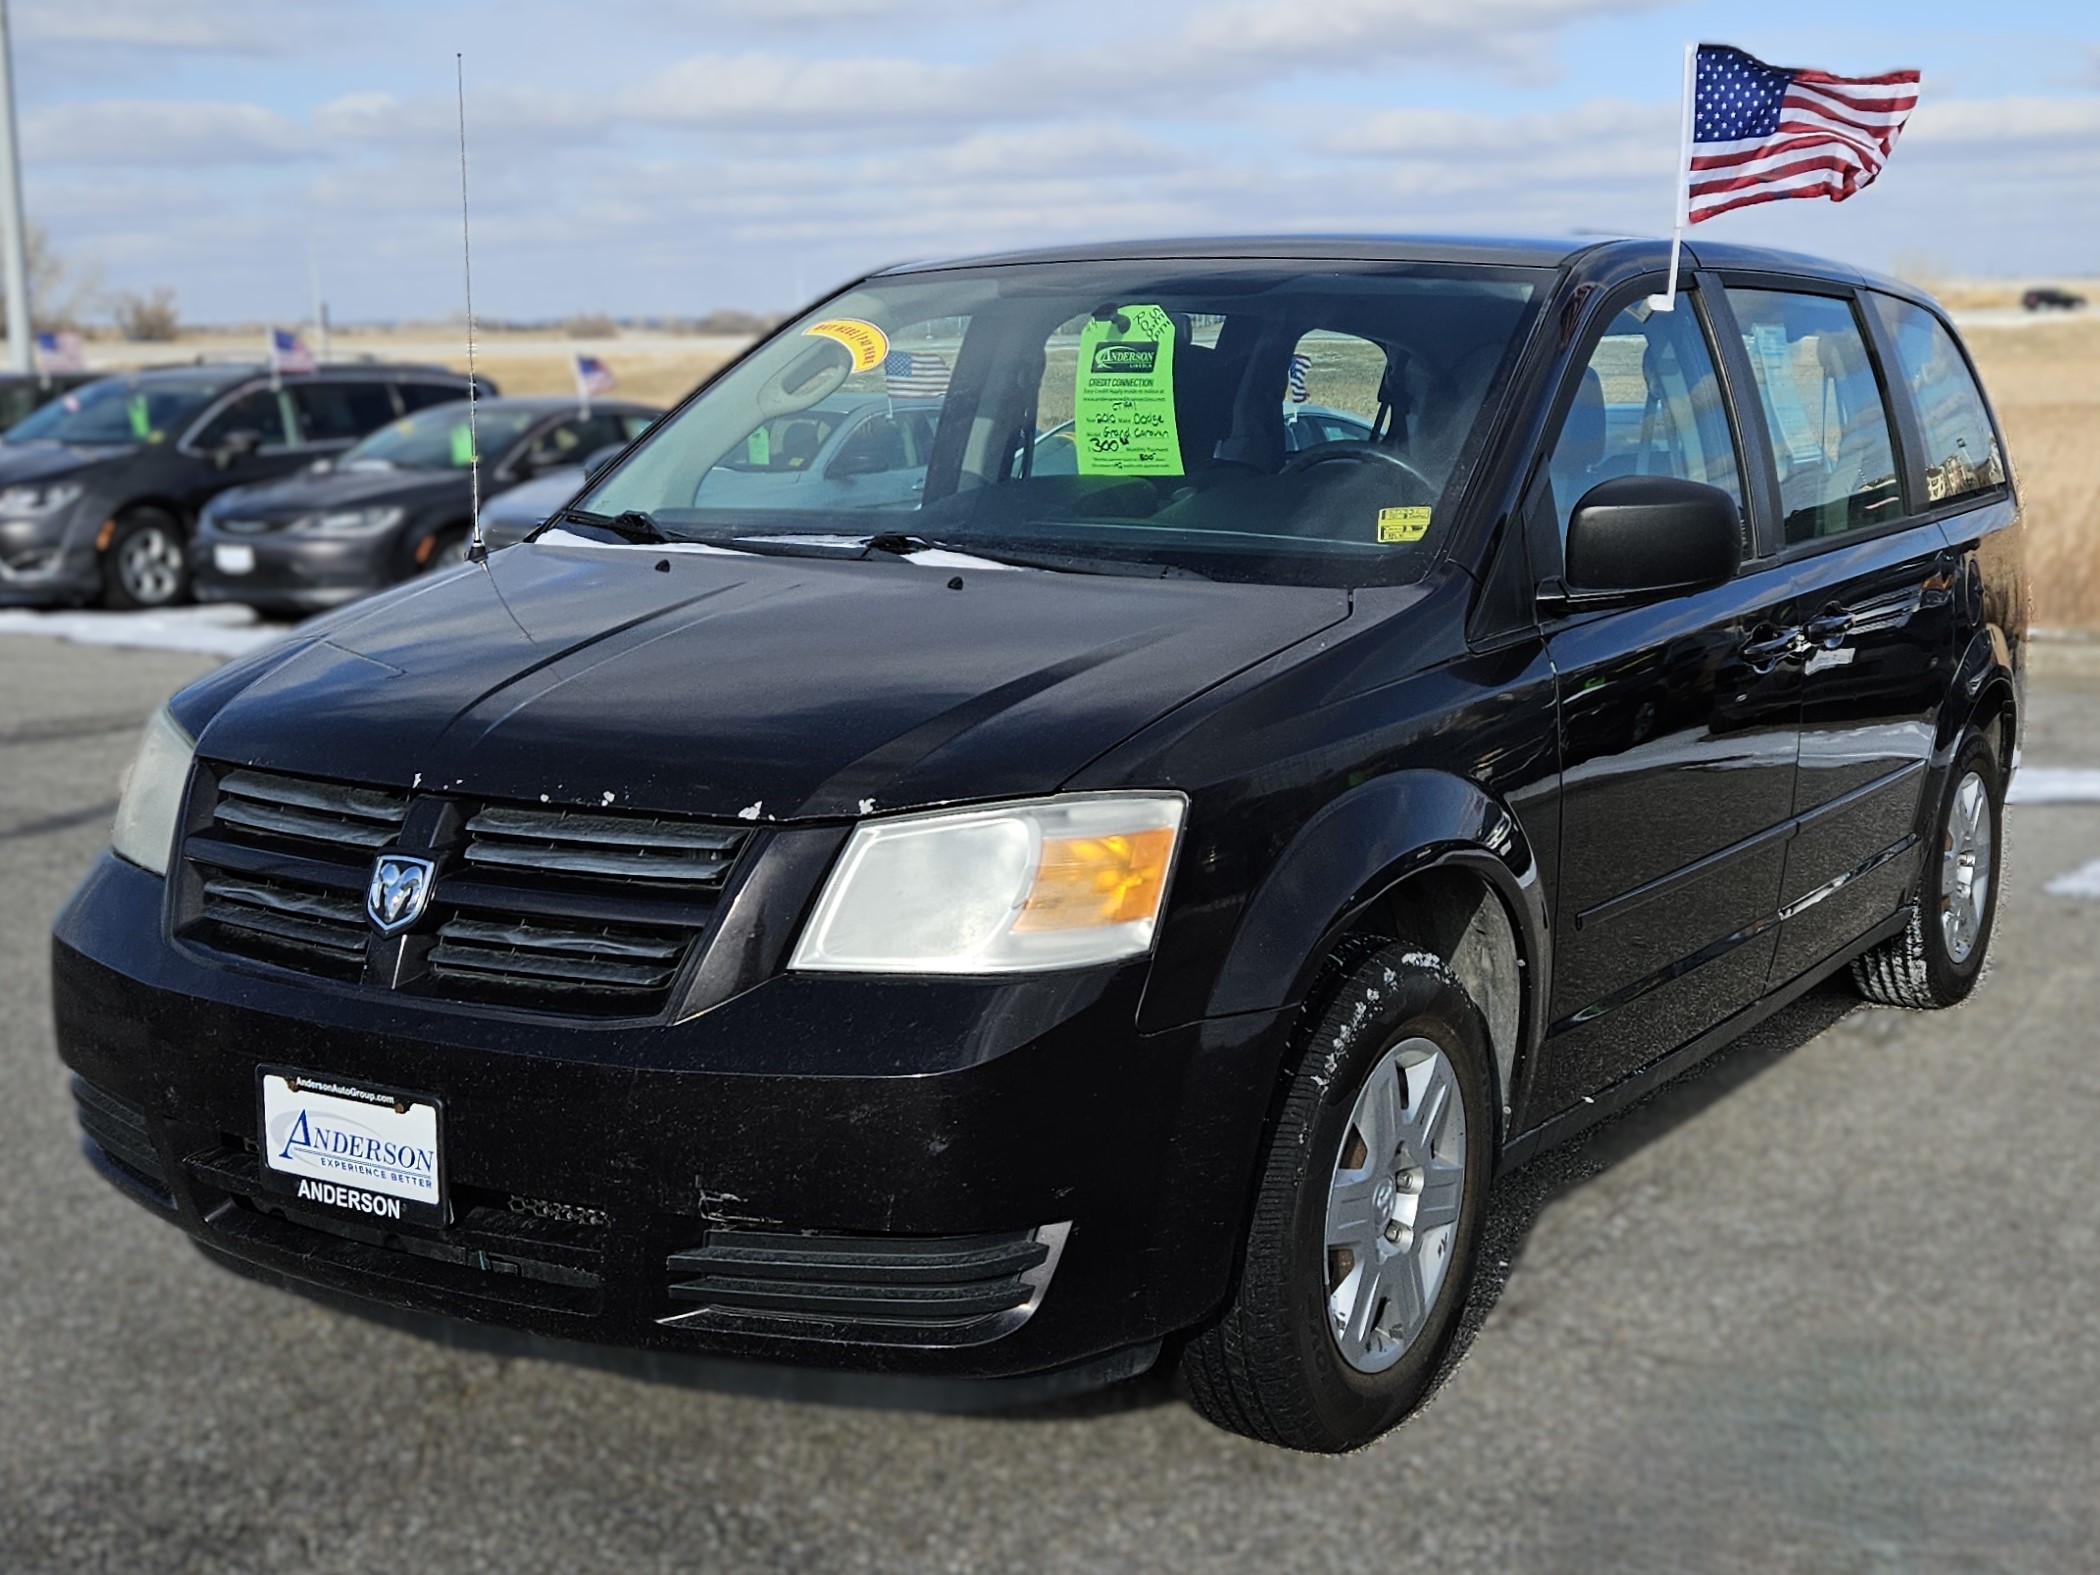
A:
[192,387,292,450]
[395,381,469,413]
[1545,297,1743,540]
[1869,296,2006,504]
[1727,289,1902,545]
[291,381,399,444]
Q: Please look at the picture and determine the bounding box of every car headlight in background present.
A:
[0,481,84,515]
[290,506,406,535]
[790,794,1186,974]
[110,707,196,877]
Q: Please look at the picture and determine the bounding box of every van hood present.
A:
[0,440,126,484]
[193,535,1352,821]
[211,462,476,521]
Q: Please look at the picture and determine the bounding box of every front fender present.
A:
[1204,769,1550,1052]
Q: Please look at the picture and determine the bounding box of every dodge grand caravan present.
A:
[53,236,2024,1452]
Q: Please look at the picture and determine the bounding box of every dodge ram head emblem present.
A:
[366,854,436,935]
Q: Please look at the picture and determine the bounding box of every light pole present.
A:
[0,0,31,372]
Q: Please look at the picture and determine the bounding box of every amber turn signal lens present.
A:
[1014,828,1177,932]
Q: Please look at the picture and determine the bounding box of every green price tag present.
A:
[746,426,771,467]
[448,423,476,468]
[1074,303,1183,477]
[127,395,152,441]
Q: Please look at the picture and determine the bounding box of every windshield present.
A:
[5,376,227,447]
[579,259,1544,586]
[345,404,540,470]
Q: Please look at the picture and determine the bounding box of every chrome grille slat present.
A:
[202,875,364,927]
[438,916,685,959]
[464,805,747,889]
[462,843,735,883]
[216,769,410,850]
[466,805,745,853]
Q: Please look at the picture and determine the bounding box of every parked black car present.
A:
[0,370,102,430]
[192,397,659,613]
[55,236,2024,1452]
[2020,286,2086,311]
[0,363,488,609]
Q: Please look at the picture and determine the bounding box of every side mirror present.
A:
[827,449,884,479]
[1556,475,1742,608]
[213,428,265,468]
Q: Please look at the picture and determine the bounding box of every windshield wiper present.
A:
[560,507,673,545]
[862,532,1209,580]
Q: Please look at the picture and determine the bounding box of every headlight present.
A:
[291,506,406,535]
[0,481,84,514]
[790,794,1185,974]
[110,707,195,877]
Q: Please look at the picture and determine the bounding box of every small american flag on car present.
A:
[883,349,951,399]
[1687,43,1919,224]
[573,354,616,396]
[34,331,85,374]
[267,327,316,373]
[1286,352,1312,403]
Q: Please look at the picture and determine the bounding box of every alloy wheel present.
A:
[118,524,184,605]
[1324,1035,1467,1374]
[1941,769,1993,964]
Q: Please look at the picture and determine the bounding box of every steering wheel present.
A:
[1281,441,1436,498]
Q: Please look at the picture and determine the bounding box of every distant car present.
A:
[0,371,101,431]
[1028,403,1375,475]
[2021,287,2086,311]
[475,441,642,552]
[694,393,942,512]
[192,398,659,613]
[0,363,488,609]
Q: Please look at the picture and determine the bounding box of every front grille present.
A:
[213,516,285,536]
[430,915,687,997]
[215,768,409,849]
[178,763,753,1017]
[73,1077,173,1206]
[661,1223,1069,1347]
[464,805,745,888]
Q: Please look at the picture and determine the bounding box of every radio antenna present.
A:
[456,52,486,565]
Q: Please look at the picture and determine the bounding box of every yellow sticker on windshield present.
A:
[1376,506,1432,543]
[803,318,890,373]
[1074,303,1183,477]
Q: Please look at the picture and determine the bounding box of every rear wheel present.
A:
[1180,945,1494,1452]
[1852,731,2002,1008]
[101,509,190,609]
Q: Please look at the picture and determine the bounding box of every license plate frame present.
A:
[256,1068,448,1227]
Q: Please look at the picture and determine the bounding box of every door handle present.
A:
[1803,609,1854,648]
[1740,626,1809,672]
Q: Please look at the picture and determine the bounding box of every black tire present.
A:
[1853,731,2003,1008]
[1180,944,1494,1452]
[101,508,190,610]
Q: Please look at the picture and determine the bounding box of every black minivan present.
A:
[53,236,2024,1452]
[0,362,485,609]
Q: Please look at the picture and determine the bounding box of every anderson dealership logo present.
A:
[366,853,435,934]
[1089,340,1159,375]
[266,1098,438,1213]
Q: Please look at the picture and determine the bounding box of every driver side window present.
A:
[1547,297,1743,546]
[193,387,292,451]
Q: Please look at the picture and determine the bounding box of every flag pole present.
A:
[1648,41,1697,313]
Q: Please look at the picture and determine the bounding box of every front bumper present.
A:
[191,525,394,611]
[0,513,99,604]
[53,853,1289,1381]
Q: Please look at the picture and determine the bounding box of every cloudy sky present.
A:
[11,0,2097,324]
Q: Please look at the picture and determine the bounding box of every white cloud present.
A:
[12,0,342,54]
[1903,95,2100,146]
[23,100,313,165]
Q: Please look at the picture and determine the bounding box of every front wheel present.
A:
[1852,730,2003,1008]
[1180,944,1494,1452]
[101,509,191,609]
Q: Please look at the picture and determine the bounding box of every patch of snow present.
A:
[738,801,763,821]
[0,604,291,659]
[2045,858,2100,899]
[2008,768,2100,805]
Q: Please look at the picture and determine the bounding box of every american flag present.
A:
[573,353,616,396]
[1688,44,1919,224]
[882,349,951,399]
[34,331,85,374]
[1286,352,1312,403]
[267,327,316,373]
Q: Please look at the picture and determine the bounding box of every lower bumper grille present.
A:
[73,1077,173,1206]
[662,1223,1068,1347]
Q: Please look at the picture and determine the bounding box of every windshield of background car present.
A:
[344,404,540,470]
[579,260,1546,587]
[4,376,226,447]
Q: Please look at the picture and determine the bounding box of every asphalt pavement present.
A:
[4,631,2098,1574]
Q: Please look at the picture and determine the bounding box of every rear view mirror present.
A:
[1559,475,1741,607]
